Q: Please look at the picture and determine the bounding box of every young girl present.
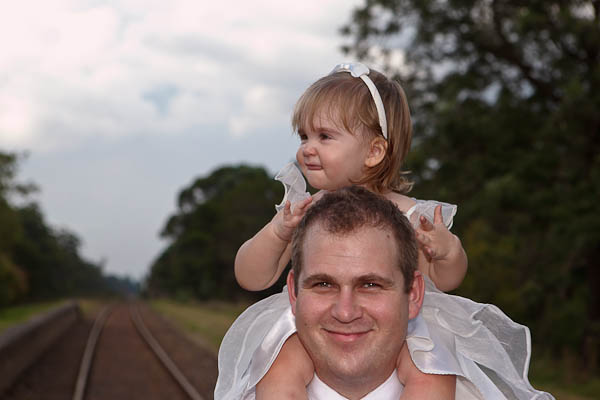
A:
[215,63,553,400]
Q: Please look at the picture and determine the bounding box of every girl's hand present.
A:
[273,196,313,242]
[415,205,456,262]
[415,204,467,292]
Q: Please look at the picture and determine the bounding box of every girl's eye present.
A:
[299,134,308,142]
[319,133,331,140]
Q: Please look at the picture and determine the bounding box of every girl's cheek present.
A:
[296,148,303,163]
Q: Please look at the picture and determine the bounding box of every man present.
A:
[214,186,426,400]
[286,185,425,399]
[216,186,555,399]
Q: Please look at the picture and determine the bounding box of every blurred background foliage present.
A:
[0,152,138,306]
[145,165,286,302]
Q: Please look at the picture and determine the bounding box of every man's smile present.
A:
[323,328,371,343]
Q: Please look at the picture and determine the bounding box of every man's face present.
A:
[288,224,423,395]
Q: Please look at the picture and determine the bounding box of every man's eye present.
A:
[314,282,331,288]
[362,282,381,289]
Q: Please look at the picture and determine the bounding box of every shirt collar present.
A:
[307,370,403,399]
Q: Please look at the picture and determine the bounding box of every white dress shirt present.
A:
[306,371,403,400]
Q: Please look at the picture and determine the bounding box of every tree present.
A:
[0,152,30,304]
[12,204,110,299]
[146,164,285,301]
[0,150,121,304]
[342,0,599,370]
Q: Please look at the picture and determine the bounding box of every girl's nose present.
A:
[302,141,317,157]
[330,289,362,323]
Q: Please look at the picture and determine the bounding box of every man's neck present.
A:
[308,371,402,400]
[313,370,398,400]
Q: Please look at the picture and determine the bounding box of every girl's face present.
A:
[296,107,371,191]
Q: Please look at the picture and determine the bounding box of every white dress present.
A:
[214,199,555,400]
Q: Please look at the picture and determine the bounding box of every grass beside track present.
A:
[75,297,109,318]
[0,297,117,335]
[149,298,249,354]
[0,300,70,334]
[529,355,600,400]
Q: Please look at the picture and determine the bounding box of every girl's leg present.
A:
[397,342,456,399]
[256,333,314,400]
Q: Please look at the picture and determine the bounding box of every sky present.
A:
[0,0,368,280]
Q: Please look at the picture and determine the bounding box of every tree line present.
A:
[0,152,136,306]
[145,165,286,302]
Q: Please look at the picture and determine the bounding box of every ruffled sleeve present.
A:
[405,277,555,400]
[214,288,296,400]
[405,199,458,230]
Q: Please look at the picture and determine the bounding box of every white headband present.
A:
[329,62,388,139]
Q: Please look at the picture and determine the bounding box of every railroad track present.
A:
[4,302,216,400]
[72,302,205,400]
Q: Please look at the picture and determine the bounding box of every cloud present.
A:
[0,0,360,152]
[228,84,291,137]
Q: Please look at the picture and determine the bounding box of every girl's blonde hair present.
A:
[291,68,413,194]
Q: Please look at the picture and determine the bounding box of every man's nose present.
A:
[331,289,362,323]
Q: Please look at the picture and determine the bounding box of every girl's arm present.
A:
[416,205,468,292]
[235,197,312,291]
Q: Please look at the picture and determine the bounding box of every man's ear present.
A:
[287,270,298,316]
[408,271,425,319]
[365,137,388,168]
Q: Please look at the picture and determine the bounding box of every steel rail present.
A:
[72,304,113,400]
[129,303,205,400]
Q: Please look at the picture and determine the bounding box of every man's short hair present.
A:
[291,186,418,293]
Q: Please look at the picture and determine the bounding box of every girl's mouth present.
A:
[305,164,322,170]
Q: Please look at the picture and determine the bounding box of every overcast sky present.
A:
[0,0,371,280]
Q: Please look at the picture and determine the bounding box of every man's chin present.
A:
[314,337,395,384]
[321,344,376,377]
[318,350,375,379]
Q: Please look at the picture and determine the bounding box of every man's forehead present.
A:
[303,223,396,249]
[300,224,400,276]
